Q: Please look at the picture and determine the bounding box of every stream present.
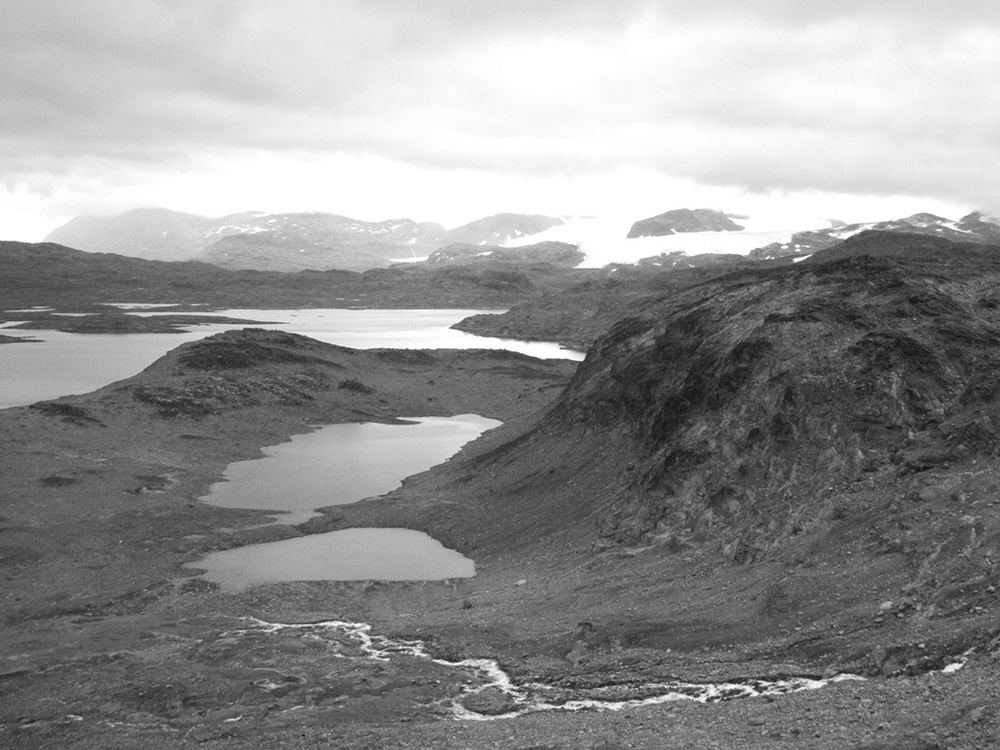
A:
[224,616,866,721]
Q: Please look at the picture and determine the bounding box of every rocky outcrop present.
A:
[626,209,744,238]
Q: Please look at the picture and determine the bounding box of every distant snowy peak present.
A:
[749,212,1000,260]
[626,208,744,238]
[509,216,792,268]
[445,213,565,246]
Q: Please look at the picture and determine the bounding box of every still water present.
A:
[188,415,496,589]
[0,307,583,409]
[201,415,500,525]
[188,528,476,590]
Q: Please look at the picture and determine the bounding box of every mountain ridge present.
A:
[45,208,566,272]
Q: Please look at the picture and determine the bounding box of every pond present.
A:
[200,415,500,525]
[188,529,476,590]
[187,414,498,589]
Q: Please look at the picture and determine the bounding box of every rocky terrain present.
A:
[626,208,745,238]
[45,209,565,272]
[4,230,1000,747]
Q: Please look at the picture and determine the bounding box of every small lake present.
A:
[201,415,500,525]
[189,529,476,590]
[0,307,583,409]
[188,414,497,589]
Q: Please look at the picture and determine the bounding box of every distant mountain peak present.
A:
[626,208,744,238]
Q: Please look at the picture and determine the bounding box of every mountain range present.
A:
[41,206,1000,276]
[45,209,565,272]
[748,211,1000,260]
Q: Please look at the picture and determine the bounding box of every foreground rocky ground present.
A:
[4,231,1000,748]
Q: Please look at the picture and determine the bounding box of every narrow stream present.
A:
[224,617,866,720]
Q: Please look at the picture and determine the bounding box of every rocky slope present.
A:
[627,208,745,238]
[45,209,564,271]
[435,232,1000,551]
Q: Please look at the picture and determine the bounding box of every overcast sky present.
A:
[2,0,999,240]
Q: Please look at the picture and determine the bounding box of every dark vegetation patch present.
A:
[38,474,79,487]
[29,401,103,426]
[133,386,216,417]
[338,379,374,394]
[373,350,437,366]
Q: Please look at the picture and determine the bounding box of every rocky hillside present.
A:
[626,208,745,238]
[44,209,564,271]
[383,232,1000,611]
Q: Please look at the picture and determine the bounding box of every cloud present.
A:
[2,0,1000,237]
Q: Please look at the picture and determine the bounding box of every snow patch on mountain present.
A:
[512,216,794,268]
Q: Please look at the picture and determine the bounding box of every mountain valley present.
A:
[3,226,1000,747]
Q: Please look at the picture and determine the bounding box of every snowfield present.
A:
[505,216,797,267]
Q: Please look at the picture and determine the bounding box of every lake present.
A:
[188,528,476,590]
[0,307,583,409]
[188,415,498,589]
[201,415,500,525]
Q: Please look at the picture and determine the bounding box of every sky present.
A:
[2,0,999,241]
